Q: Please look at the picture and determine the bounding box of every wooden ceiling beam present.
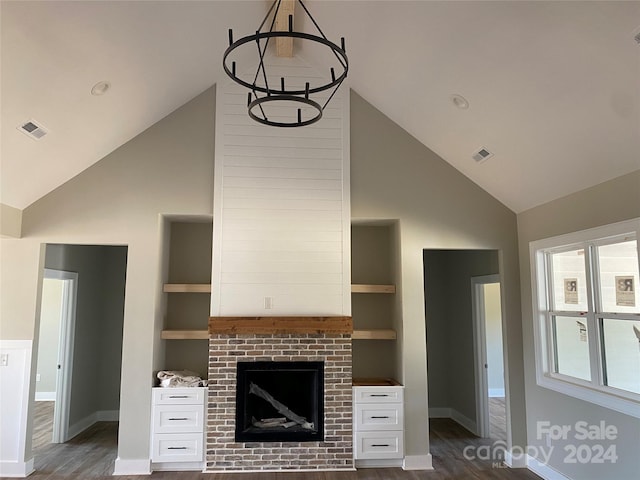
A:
[275,0,295,57]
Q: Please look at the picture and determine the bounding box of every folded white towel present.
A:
[157,370,206,387]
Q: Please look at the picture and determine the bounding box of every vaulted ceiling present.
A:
[2,1,639,212]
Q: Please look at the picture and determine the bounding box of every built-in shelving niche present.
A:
[351,223,400,380]
[160,219,212,379]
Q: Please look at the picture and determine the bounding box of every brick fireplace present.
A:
[206,317,354,472]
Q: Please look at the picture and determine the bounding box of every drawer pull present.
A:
[371,416,390,419]
[168,417,189,421]
[168,395,189,398]
[369,394,389,397]
[167,446,188,450]
[371,444,390,447]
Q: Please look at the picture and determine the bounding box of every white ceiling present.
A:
[2,1,639,212]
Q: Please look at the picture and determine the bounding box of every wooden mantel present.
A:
[209,316,353,335]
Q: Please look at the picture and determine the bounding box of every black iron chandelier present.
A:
[223,0,348,127]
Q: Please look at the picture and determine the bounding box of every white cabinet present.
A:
[353,385,404,467]
[151,387,206,471]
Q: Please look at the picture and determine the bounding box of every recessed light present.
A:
[91,81,111,96]
[451,94,469,110]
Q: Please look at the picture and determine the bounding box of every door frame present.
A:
[42,269,78,443]
[471,274,505,439]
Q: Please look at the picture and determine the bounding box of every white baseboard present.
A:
[97,410,119,422]
[526,454,571,480]
[428,407,451,418]
[429,407,478,436]
[35,392,56,401]
[402,454,433,470]
[450,408,478,436]
[68,410,119,439]
[113,457,151,476]
[355,459,402,468]
[504,450,527,468]
[488,388,505,398]
[151,461,204,471]
[0,458,35,477]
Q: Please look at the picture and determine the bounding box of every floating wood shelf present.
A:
[209,316,353,335]
[161,329,209,340]
[163,284,211,293]
[352,329,397,340]
[351,284,396,294]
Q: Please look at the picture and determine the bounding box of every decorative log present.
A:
[249,382,314,430]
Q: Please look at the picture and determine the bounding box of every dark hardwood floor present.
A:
[11,405,540,480]
[489,397,507,442]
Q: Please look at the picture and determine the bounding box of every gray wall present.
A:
[44,244,127,425]
[351,91,524,462]
[518,170,640,480]
[424,250,499,424]
[1,87,525,467]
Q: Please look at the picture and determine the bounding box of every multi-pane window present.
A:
[531,219,640,417]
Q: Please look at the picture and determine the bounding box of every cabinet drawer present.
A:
[151,433,203,462]
[355,403,403,431]
[353,386,403,403]
[153,404,204,433]
[354,431,404,459]
[152,387,205,405]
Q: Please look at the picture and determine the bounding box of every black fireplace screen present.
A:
[235,361,324,443]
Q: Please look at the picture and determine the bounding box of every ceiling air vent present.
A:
[18,120,48,140]
[635,31,640,45]
[472,147,493,163]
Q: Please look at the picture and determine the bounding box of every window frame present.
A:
[530,218,640,418]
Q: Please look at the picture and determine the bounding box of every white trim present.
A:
[530,217,640,418]
[97,410,119,422]
[42,269,78,443]
[489,388,505,397]
[450,408,477,435]
[402,453,433,470]
[151,461,204,472]
[112,458,151,476]
[354,459,402,468]
[504,450,527,468]
[428,407,451,418]
[35,391,56,401]
[341,85,352,316]
[0,458,35,478]
[204,468,356,473]
[68,410,119,439]
[427,407,477,436]
[526,454,571,480]
[0,340,32,478]
[210,84,225,317]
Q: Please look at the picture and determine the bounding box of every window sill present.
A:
[537,373,640,418]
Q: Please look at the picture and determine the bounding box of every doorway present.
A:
[472,275,507,441]
[32,244,127,474]
[34,269,77,445]
[423,249,510,445]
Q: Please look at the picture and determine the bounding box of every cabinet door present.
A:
[152,387,205,405]
[353,386,403,403]
[354,403,403,431]
[153,404,204,433]
[354,431,404,459]
[151,433,203,462]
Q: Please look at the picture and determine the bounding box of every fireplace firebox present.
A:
[235,361,324,443]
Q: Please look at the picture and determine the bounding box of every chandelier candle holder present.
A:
[223,0,348,127]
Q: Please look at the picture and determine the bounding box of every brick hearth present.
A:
[206,333,353,471]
